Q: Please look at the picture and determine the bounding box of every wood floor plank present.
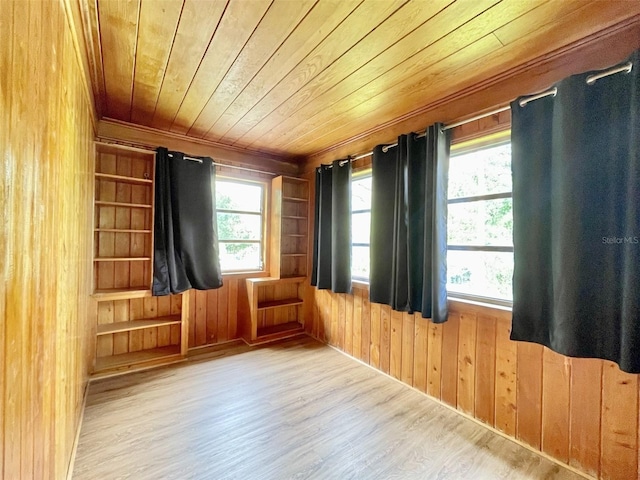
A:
[74,337,584,480]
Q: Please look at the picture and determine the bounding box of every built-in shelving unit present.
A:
[243,276,306,345]
[270,176,310,278]
[240,175,310,345]
[91,142,189,376]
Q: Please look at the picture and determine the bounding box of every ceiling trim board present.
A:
[97,118,298,176]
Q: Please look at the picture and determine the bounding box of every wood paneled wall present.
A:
[300,112,639,480]
[307,288,639,480]
[188,280,240,349]
[0,1,96,478]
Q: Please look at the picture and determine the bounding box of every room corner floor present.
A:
[73,337,583,480]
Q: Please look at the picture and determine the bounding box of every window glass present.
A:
[216,179,264,272]
[448,143,511,199]
[447,250,514,301]
[447,138,513,303]
[216,180,263,212]
[447,199,513,246]
[351,173,372,281]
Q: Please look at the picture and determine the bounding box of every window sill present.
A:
[448,296,512,317]
[222,270,269,279]
[349,281,512,316]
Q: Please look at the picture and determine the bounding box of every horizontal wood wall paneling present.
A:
[216,0,408,145]
[2,0,95,477]
[96,118,299,174]
[169,0,274,135]
[301,15,640,171]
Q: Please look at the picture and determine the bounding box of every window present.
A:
[215,179,265,272]
[447,137,513,303]
[351,172,372,281]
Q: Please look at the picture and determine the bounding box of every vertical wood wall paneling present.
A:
[309,288,640,479]
[600,363,639,479]
[1,0,95,477]
[474,314,496,426]
[456,313,477,415]
[516,341,543,449]
[541,348,571,463]
[569,358,602,477]
[494,315,517,436]
[440,313,459,407]
[401,313,414,386]
[389,309,403,380]
[305,95,640,480]
[413,315,429,393]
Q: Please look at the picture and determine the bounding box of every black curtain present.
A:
[311,159,351,293]
[511,51,640,373]
[152,147,223,295]
[369,126,450,323]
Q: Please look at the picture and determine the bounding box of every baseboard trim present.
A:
[66,381,90,480]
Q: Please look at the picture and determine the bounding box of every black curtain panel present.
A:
[152,147,223,295]
[511,51,640,373]
[311,159,351,293]
[369,127,450,323]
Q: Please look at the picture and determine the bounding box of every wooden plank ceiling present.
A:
[82,0,640,159]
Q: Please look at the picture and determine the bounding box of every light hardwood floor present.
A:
[73,337,583,480]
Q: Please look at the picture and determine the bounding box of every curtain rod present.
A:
[331,60,633,165]
[167,153,277,176]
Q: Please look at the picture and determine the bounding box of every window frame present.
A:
[215,176,269,274]
[446,131,514,307]
[351,169,372,283]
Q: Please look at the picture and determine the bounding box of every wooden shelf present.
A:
[281,253,306,257]
[95,228,152,233]
[94,257,151,262]
[282,196,308,202]
[248,276,305,285]
[95,201,152,209]
[95,173,152,185]
[97,316,181,335]
[93,288,151,301]
[282,215,307,219]
[283,233,305,237]
[95,345,181,371]
[258,297,303,310]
